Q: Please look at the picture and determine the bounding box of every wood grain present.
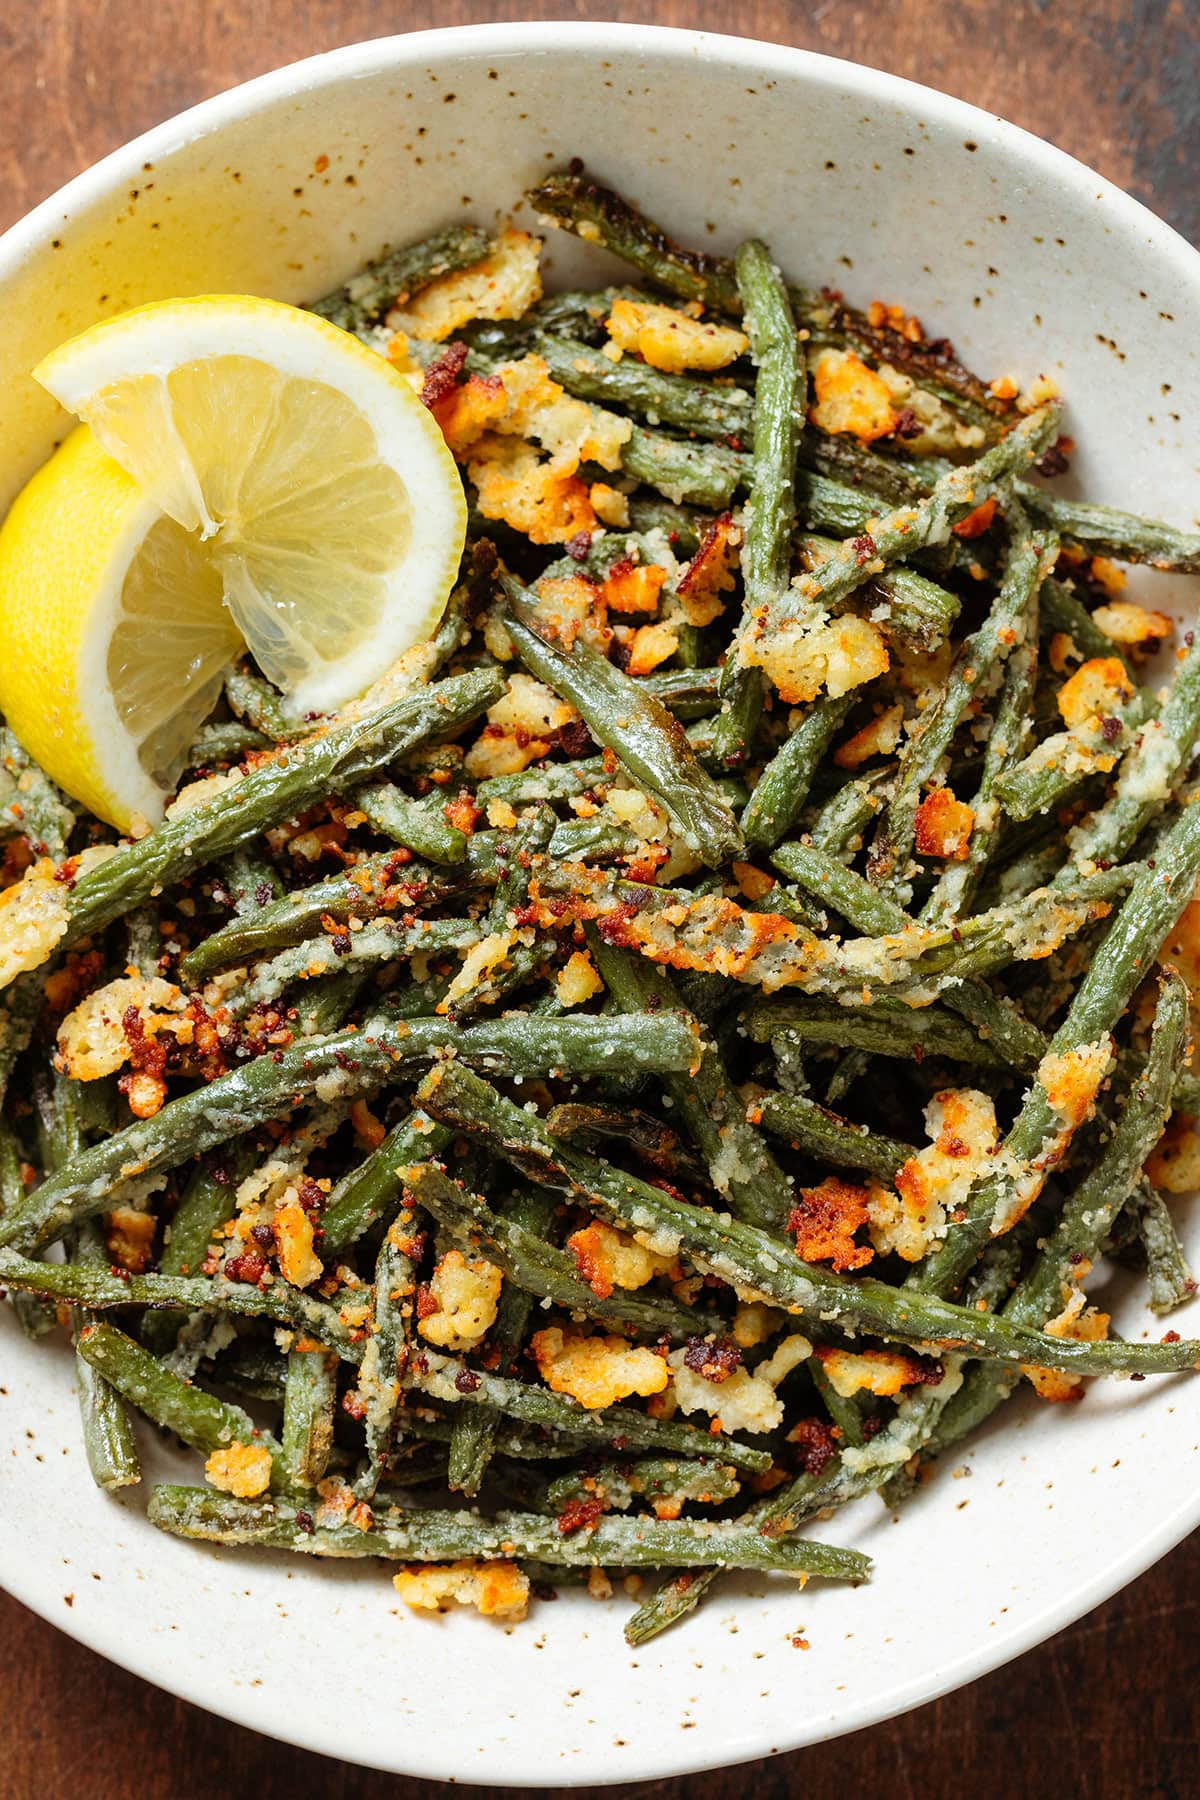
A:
[1,3,1198,1795]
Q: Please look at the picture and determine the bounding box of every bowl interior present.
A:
[0,23,1198,1787]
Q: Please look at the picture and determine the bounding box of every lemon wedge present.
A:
[0,427,242,829]
[0,294,466,827]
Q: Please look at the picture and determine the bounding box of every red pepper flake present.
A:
[682,1335,742,1383]
[224,1251,267,1285]
[556,718,596,760]
[1036,439,1072,478]
[893,405,921,440]
[454,1369,481,1394]
[415,1283,439,1320]
[419,340,469,410]
[789,1416,837,1476]
[341,1389,367,1420]
[556,1495,606,1535]
[596,901,640,948]
[851,533,877,566]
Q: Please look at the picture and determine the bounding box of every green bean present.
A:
[623,1387,961,1644]
[148,1484,868,1578]
[27,670,503,973]
[765,839,1045,1069]
[0,1250,365,1359]
[923,590,1040,923]
[182,839,497,980]
[1020,970,1188,1322]
[996,689,1148,825]
[354,781,468,863]
[527,170,1002,423]
[310,223,493,333]
[205,1340,287,1404]
[417,1062,1200,1376]
[1038,579,1133,669]
[626,496,708,554]
[0,971,46,1110]
[0,1122,54,1339]
[868,502,1055,892]
[281,1345,339,1489]
[794,468,878,536]
[0,726,75,856]
[222,846,284,917]
[294,969,371,1038]
[546,820,629,867]
[741,695,854,850]
[0,1012,701,1252]
[795,434,927,507]
[527,170,744,311]
[39,1076,144,1493]
[76,1322,284,1478]
[411,1353,771,1472]
[587,931,794,1231]
[73,1229,144,1489]
[142,1150,257,1357]
[914,969,1190,1458]
[1016,485,1200,573]
[322,1112,451,1255]
[714,239,802,770]
[446,809,555,1023]
[447,1188,557,1496]
[1131,1182,1197,1314]
[502,577,743,866]
[357,1205,421,1495]
[394,1408,592,1463]
[809,1356,867,1450]
[622,426,747,510]
[748,996,1005,1070]
[229,918,482,1017]
[473,757,612,809]
[187,720,272,768]
[223,666,294,741]
[547,858,1128,1016]
[1059,634,1200,879]
[543,1457,742,1515]
[754,1090,914,1180]
[401,1161,714,1338]
[800,535,961,648]
[810,780,881,857]
[738,408,1059,662]
[916,796,1200,1295]
[771,840,911,934]
[534,333,751,441]
[635,667,722,718]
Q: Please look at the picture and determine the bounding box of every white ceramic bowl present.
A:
[1,22,1198,1787]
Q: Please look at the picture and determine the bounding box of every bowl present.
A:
[1,22,1198,1787]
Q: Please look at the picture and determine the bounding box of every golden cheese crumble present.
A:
[531,1325,668,1409]
[417,1249,503,1351]
[205,1441,273,1499]
[393,1560,530,1620]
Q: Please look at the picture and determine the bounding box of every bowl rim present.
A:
[1,20,1198,1786]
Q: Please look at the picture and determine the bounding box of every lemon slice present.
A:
[33,294,466,720]
[0,426,243,828]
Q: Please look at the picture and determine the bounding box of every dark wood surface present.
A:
[1,4,1197,1795]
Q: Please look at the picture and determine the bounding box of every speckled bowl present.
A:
[1,22,1198,1788]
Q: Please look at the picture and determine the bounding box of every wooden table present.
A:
[1,4,1197,1794]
